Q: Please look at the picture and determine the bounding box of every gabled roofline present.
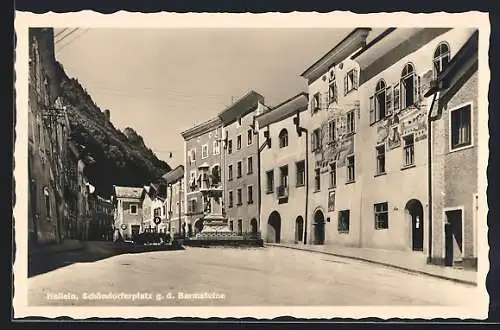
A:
[351,28,396,60]
[300,28,372,79]
[218,90,265,125]
[180,116,222,141]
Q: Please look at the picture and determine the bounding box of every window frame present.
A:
[338,209,350,233]
[247,156,253,175]
[296,160,305,187]
[344,68,358,95]
[247,185,254,204]
[374,202,389,230]
[227,139,233,154]
[279,128,289,148]
[328,78,338,105]
[237,160,242,178]
[213,140,220,155]
[236,188,243,206]
[247,129,253,146]
[228,164,233,181]
[403,133,415,167]
[449,102,474,152]
[375,144,386,175]
[329,161,337,188]
[328,120,336,144]
[314,168,321,192]
[346,154,355,183]
[279,165,289,188]
[236,134,242,150]
[266,170,274,194]
[375,79,387,121]
[346,110,355,134]
[433,41,451,77]
[201,144,209,159]
[129,203,138,215]
[228,191,234,208]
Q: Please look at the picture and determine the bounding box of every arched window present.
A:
[401,63,418,109]
[375,79,386,120]
[279,129,288,148]
[433,42,450,76]
[43,186,51,218]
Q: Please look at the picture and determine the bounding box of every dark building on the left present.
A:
[28,28,71,246]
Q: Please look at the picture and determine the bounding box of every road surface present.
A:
[28,244,478,306]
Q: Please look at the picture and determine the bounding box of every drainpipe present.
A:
[426,91,439,264]
[294,113,309,244]
[255,123,271,236]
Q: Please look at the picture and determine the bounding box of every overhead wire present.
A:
[55,28,80,44]
[57,29,90,53]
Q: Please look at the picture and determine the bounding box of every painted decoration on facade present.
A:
[387,125,401,150]
[328,191,335,212]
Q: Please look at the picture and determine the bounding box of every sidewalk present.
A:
[29,239,85,257]
[266,243,477,286]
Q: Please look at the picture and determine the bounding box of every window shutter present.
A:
[344,75,348,95]
[414,74,421,103]
[386,86,393,116]
[393,83,400,112]
[311,132,316,151]
[353,69,359,89]
[334,82,338,103]
[321,93,328,110]
[369,95,375,124]
[310,98,314,114]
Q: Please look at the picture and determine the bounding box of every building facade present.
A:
[219,91,265,236]
[352,28,478,261]
[162,165,185,236]
[425,30,479,268]
[141,183,168,233]
[181,118,223,237]
[256,93,309,243]
[88,193,114,241]
[28,27,70,246]
[301,28,371,246]
[112,186,144,241]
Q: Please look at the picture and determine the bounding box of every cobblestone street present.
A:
[28,244,479,306]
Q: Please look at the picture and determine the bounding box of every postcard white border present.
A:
[13,10,490,320]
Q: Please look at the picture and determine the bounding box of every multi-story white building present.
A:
[301,28,371,246]
[112,185,144,240]
[256,93,309,243]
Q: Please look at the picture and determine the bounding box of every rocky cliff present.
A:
[54,62,171,198]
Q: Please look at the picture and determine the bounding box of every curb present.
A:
[266,243,477,286]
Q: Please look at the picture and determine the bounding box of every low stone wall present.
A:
[182,238,264,247]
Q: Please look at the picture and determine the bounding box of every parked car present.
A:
[133,232,171,245]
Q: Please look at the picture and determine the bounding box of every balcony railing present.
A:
[276,185,289,199]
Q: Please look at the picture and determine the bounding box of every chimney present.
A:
[104,109,110,121]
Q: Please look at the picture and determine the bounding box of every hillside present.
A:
[54,62,171,198]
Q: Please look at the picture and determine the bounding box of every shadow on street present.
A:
[28,241,185,278]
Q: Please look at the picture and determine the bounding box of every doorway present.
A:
[445,209,463,266]
[131,225,140,239]
[250,218,258,237]
[313,210,325,245]
[267,211,281,243]
[295,216,304,243]
[405,199,424,251]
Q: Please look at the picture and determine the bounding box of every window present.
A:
[228,165,233,181]
[279,129,289,148]
[450,104,472,150]
[314,168,321,191]
[213,140,220,155]
[401,63,420,109]
[344,69,358,95]
[228,191,234,208]
[130,203,137,215]
[237,134,242,150]
[329,162,336,188]
[346,110,355,134]
[311,93,320,112]
[433,42,450,76]
[403,134,415,166]
[228,140,233,154]
[229,220,234,231]
[296,160,305,187]
[201,144,208,159]
[237,161,242,178]
[43,186,50,217]
[247,157,253,174]
[311,128,322,152]
[338,210,350,233]
[237,188,242,206]
[347,155,355,182]
[237,219,243,235]
[189,148,196,163]
[247,129,253,146]
[374,202,389,229]
[328,79,338,104]
[280,165,289,188]
[247,186,254,204]
[328,120,336,143]
[266,170,274,194]
[376,145,386,174]
[154,207,161,217]
[393,83,400,113]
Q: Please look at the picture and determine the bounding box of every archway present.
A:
[267,211,281,243]
[313,209,325,245]
[194,219,204,234]
[405,199,424,251]
[295,216,304,243]
[250,218,258,236]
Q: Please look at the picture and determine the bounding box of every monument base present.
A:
[192,214,241,240]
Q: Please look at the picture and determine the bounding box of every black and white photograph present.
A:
[13,11,490,319]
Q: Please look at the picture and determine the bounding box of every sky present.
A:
[54,28,383,168]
